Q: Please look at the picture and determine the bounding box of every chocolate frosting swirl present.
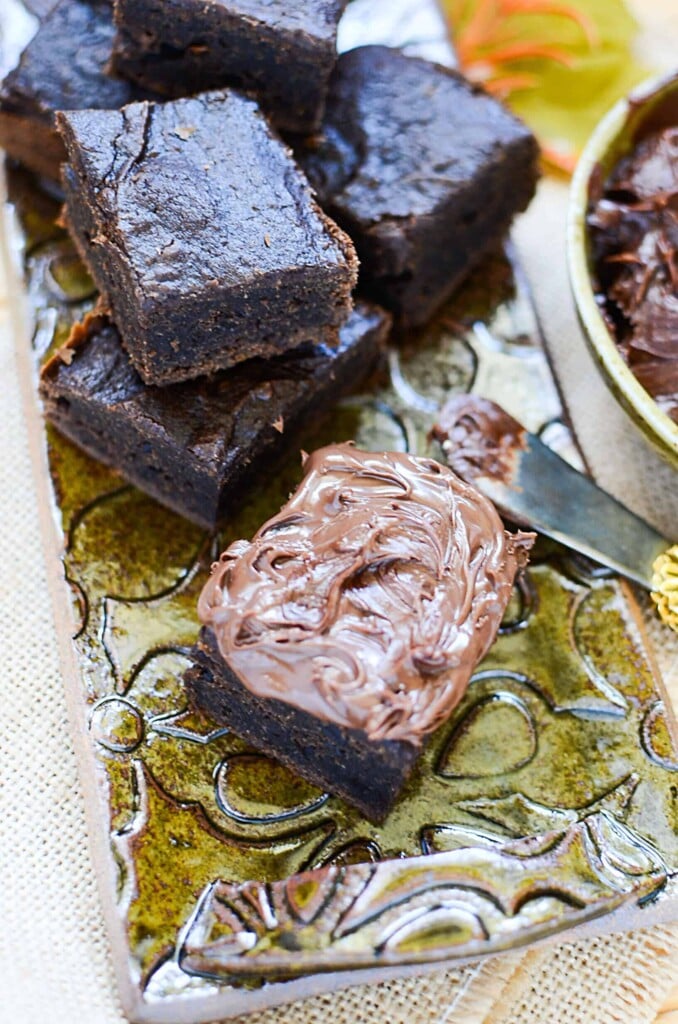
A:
[431,395,528,485]
[198,445,534,745]
[588,123,678,422]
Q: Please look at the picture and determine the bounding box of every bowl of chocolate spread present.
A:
[568,70,678,469]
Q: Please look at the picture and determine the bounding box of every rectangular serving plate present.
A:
[4,1,678,1021]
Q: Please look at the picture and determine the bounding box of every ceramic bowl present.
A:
[567,70,678,470]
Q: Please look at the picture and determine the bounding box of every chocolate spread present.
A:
[588,124,678,422]
[431,395,528,485]
[198,444,534,745]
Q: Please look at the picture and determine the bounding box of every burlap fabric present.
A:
[2,4,678,1020]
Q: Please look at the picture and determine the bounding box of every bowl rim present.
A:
[566,70,678,465]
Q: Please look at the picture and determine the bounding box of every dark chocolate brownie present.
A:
[187,445,534,820]
[0,0,148,181]
[40,302,389,530]
[185,627,420,822]
[57,91,358,386]
[111,0,348,134]
[297,46,540,327]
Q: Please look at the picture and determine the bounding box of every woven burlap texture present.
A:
[486,927,678,1024]
[2,0,678,1015]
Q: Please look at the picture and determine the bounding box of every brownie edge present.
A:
[40,302,390,530]
[0,0,148,180]
[185,627,419,823]
[57,90,358,385]
[111,0,348,134]
[298,46,540,326]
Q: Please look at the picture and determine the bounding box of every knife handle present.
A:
[651,545,678,632]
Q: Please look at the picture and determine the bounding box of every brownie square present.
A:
[298,46,540,327]
[185,627,420,822]
[187,445,534,820]
[0,0,148,181]
[111,0,348,134]
[40,302,389,529]
[57,91,358,386]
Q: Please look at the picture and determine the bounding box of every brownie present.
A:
[57,90,358,386]
[40,303,389,530]
[185,626,420,822]
[111,0,347,134]
[297,46,540,327]
[187,445,534,820]
[0,0,148,181]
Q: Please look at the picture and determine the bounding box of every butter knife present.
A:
[431,395,678,631]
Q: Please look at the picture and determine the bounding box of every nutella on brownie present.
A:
[197,444,534,746]
[588,123,678,422]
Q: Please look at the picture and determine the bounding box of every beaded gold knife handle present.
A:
[651,546,678,630]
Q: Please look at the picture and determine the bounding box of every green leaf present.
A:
[445,0,652,172]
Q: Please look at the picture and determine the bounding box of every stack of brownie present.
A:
[2,1,540,532]
[2,1,544,820]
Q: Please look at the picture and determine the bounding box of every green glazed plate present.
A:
[4,2,678,1021]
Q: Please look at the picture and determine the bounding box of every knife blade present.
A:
[431,395,677,628]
